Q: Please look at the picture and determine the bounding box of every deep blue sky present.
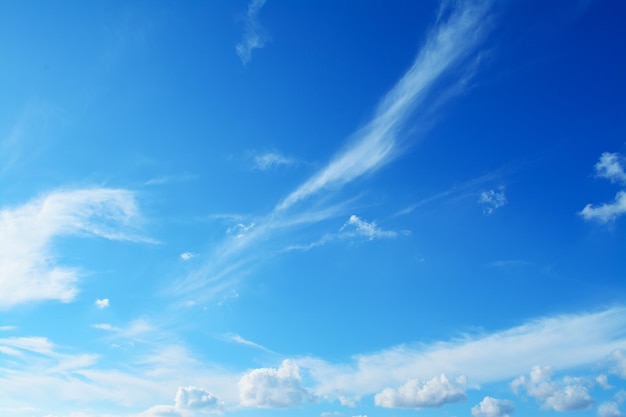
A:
[1,1,625,417]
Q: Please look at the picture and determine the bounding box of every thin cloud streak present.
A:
[276,1,491,212]
[236,0,269,65]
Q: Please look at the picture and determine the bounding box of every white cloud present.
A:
[581,152,626,223]
[239,359,316,408]
[0,188,148,309]
[472,396,515,417]
[95,298,110,309]
[580,191,626,223]
[511,366,593,411]
[609,349,626,378]
[174,386,223,412]
[0,325,16,331]
[375,374,466,409]
[478,187,507,215]
[180,252,197,261]
[340,215,397,240]
[596,374,613,390]
[276,1,491,211]
[595,152,626,185]
[235,0,268,65]
[298,307,626,401]
[226,334,271,352]
[599,402,626,417]
[253,151,296,171]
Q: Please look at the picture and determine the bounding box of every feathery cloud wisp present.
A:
[276,1,491,211]
[0,188,149,309]
[236,0,269,65]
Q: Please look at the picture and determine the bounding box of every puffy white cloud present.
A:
[472,396,515,417]
[374,374,467,409]
[340,215,397,240]
[599,402,625,417]
[174,386,222,412]
[239,359,315,408]
[580,191,626,223]
[0,188,148,309]
[478,187,507,215]
[512,366,593,411]
[95,298,110,309]
[595,152,626,185]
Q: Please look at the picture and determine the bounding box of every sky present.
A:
[1,0,626,416]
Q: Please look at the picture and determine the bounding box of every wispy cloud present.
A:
[0,188,151,309]
[276,1,491,212]
[580,152,626,223]
[225,333,272,352]
[252,151,297,171]
[176,1,493,303]
[95,298,110,309]
[236,0,269,65]
[478,187,507,215]
[340,215,398,240]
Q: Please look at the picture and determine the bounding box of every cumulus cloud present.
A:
[596,374,613,390]
[95,298,110,309]
[374,374,467,409]
[340,215,397,240]
[252,151,296,171]
[580,191,626,223]
[0,188,148,309]
[472,396,515,417]
[138,386,222,416]
[239,359,315,408]
[581,152,626,223]
[598,402,626,417]
[174,386,223,411]
[511,366,593,411]
[235,0,269,65]
[595,152,626,185]
[478,187,507,215]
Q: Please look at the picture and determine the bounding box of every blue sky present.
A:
[1,1,626,416]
